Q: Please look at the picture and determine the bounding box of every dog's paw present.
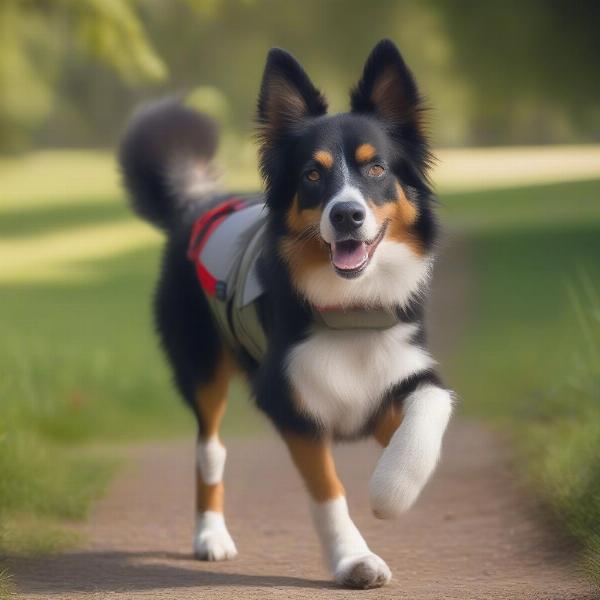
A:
[194,511,238,561]
[369,466,422,519]
[334,553,391,589]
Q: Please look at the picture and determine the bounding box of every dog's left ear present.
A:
[351,39,423,133]
[257,48,327,152]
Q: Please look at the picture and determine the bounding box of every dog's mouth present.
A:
[328,220,389,279]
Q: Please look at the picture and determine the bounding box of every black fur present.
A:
[119,40,443,441]
[120,98,219,230]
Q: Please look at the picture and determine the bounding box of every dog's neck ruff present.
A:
[187,198,402,361]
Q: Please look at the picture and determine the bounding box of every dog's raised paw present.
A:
[194,512,238,561]
[334,553,391,589]
[369,468,421,519]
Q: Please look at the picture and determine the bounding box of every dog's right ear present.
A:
[256,48,327,153]
[351,39,423,135]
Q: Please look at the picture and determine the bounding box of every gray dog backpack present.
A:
[187,197,268,361]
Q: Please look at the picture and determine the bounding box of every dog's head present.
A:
[257,40,436,308]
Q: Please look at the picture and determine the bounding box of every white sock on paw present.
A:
[370,384,453,518]
[194,511,237,561]
[197,436,226,485]
[311,496,391,588]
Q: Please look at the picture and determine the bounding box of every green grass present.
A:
[0,200,129,238]
[1,148,600,580]
[0,569,14,600]
[0,244,263,441]
[443,180,600,581]
[442,177,600,231]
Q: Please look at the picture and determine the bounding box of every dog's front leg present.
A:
[370,383,453,519]
[283,433,391,589]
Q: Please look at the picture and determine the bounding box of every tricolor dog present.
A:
[120,39,453,589]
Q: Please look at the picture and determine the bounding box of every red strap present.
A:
[187,198,246,297]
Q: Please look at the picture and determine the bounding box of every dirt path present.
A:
[9,422,596,600]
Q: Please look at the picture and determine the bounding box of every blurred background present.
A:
[1,0,599,592]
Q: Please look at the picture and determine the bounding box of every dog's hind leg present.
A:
[283,433,391,589]
[193,349,238,561]
[370,383,453,519]
[154,237,238,560]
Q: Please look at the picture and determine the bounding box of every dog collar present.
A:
[312,304,399,330]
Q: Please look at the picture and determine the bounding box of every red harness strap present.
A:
[187,197,247,298]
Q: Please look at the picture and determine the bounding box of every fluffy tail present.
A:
[119,98,219,230]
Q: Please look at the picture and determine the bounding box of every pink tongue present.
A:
[331,241,368,270]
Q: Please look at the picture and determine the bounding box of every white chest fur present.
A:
[286,322,435,436]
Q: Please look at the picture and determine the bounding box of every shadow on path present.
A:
[6,550,334,595]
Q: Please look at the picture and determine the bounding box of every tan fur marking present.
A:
[194,351,234,514]
[396,183,418,226]
[284,433,345,502]
[373,405,404,447]
[370,183,422,255]
[355,143,377,164]
[286,196,322,235]
[280,235,329,286]
[281,196,329,288]
[314,150,333,169]
[197,481,224,512]
[195,351,235,439]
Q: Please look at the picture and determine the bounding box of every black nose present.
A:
[329,201,366,233]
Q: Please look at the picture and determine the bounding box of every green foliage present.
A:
[0,0,165,151]
[0,569,14,600]
[3,0,599,150]
[0,2,55,150]
[0,424,114,554]
[0,429,115,520]
[520,272,600,583]
[432,0,600,144]
[72,0,167,84]
[0,245,191,443]
[447,180,600,580]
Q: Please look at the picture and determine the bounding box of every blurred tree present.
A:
[139,0,465,138]
[0,0,166,152]
[1,0,599,152]
[1,0,468,150]
[431,0,600,144]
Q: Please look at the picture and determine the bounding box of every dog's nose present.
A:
[329,201,366,233]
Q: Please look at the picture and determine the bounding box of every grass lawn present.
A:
[1,150,599,580]
[443,180,600,580]
[0,569,13,600]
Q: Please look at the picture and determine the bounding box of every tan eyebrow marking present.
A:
[313,150,333,169]
[355,143,377,164]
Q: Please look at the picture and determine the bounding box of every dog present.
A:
[119,39,453,589]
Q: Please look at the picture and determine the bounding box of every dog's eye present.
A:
[367,165,385,178]
[305,169,321,182]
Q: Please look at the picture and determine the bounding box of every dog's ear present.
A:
[351,39,423,133]
[256,48,327,151]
